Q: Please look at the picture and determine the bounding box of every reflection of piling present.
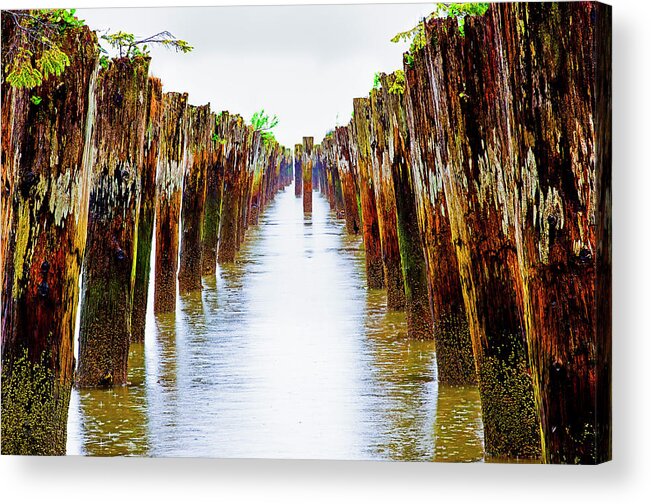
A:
[0,23,99,454]
[77,57,151,388]
[132,78,162,342]
[178,104,211,293]
[352,98,384,289]
[302,136,314,214]
[154,92,188,314]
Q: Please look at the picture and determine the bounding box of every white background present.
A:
[1,0,649,502]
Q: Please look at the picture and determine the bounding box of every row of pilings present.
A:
[301,2,611,464]
[1,22,292,454]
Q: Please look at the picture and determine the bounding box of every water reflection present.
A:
[67,186,486,461]
[72,343,149,456]
[433,385,484,462]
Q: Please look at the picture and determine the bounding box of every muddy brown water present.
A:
[67,186,485,461]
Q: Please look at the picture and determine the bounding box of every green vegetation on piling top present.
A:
[3,9,193,88]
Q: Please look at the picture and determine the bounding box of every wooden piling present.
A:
[201,112,223,276]
[352,98,384,289]
[404,60,475,385]
[302,136,314,214]
[218,113,247,263]
[468,3,611,463]
[294,144,303,197]
[154,92,188,313]
[0,22,98,454]
[419,12,541,458]
[132,77,162,343]
[334,126,361,234]
[368,88,405,311]
[77,57,150,388]
[378,73,433,338]
[294,143,303,201]
[178,104,211,293]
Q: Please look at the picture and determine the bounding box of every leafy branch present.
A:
[250,109,279,146]
[100,30,193,61]
[390,3,490,67]
[2,9,83,89]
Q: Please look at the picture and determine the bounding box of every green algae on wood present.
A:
[77,57,151,388]
[1,22,99,453]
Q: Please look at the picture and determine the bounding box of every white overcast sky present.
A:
[78,3,437,147]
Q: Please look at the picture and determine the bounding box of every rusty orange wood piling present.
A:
[178,104,211,293]
[302,136,314,214]
[368,88,405,311]
[416,9,542,459]
[333,126,361,234]
[352,98,384,290]
[77,57,151,388]
[404,60,475,385]
[1,22,98,454]
[217,113,247,263]
[375,73,433,338]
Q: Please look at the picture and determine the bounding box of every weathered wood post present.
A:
[404,60,475,384]
[237,127,259,247]
[368,88,405,311]
[294,143,303,201]
[352,98,384,289]
[178,104,211,293]
[218,113,247,263]
[249,136,267,226]
[77,57,150,388]
[421,13,541,458]
[377,73,433,339]
[323,135,345,215]
[154,92,188,313]
[294,142,303,197]
[482,2,611,463]
[334,126,361,234]
[1,22,98,454]
[302,136,314,214]
[202,112,223,276]
[132,77,162,342]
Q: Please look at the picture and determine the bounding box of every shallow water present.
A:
[67,186,484,461]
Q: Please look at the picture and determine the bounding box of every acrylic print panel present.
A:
[0,1,611,464]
